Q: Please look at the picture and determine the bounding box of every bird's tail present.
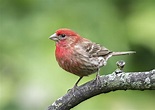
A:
[111,51,136,56]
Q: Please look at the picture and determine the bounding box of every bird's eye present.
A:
[58,34,66,40]
[61,34,66,38]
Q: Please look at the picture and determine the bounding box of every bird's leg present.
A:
[94,68,101,86]
[74,76,83,88]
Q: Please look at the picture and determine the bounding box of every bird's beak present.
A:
[49,33,58,41]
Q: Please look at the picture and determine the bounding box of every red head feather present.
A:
[56,28,78,36]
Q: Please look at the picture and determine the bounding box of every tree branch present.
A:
[47,69,155,110]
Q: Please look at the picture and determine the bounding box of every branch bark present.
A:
[47,69,155,110]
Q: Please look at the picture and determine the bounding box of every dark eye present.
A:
[59,34,66,40]
[61,34,66,38]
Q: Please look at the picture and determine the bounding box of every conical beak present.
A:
[49,33,58,41]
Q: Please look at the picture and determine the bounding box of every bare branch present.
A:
[47,69,155,110]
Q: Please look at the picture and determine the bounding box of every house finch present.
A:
[49,28,135,87]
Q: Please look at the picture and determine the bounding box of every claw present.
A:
[67,85,78,95]
[67,76,83,94]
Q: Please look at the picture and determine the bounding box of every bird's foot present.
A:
[67,77,83,95]
[67,85,77,92]
[94,74,102,87]
[67,85,79,96]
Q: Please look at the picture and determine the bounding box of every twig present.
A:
[47,69,155,110]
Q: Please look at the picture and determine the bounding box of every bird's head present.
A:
[49,28,81,46]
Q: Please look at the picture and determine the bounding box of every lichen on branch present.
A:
[47,69,155,110]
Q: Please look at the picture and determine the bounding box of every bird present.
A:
[49,28,135,88]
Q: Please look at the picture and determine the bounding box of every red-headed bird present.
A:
[49,28,135,87]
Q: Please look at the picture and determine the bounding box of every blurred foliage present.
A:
[0,0,155,110]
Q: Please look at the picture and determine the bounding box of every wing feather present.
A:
[85,42,112,57]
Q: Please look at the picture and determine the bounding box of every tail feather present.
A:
[112,51,136,56]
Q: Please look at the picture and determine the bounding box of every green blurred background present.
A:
[0,0,155,110]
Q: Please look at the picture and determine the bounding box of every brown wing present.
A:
[84,42,112,58]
